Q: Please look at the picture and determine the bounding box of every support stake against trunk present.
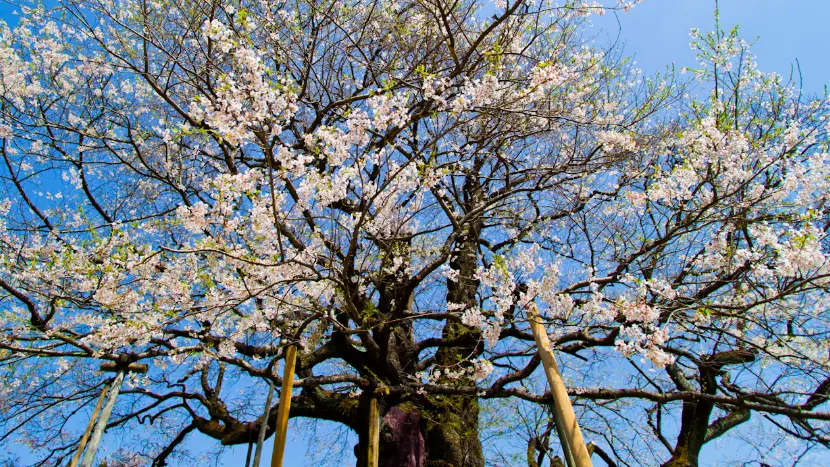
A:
[528,303,593,467]
[367,395,380,467]
[79,370,125,467]
[553,402,577,467]
[78,361,148,467]
[270,345,297,467]
[69,384,109,467]
[253,379,275,467]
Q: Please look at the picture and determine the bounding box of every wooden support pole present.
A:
[553,404,577,467]
[366,396,380,467]
[270,345,297,467]
[68,385,109,467]
[79,370,125,467]
[245,439,254,467]
[528,303,593,467]
[252,379,275,467]
[75,361,147,467]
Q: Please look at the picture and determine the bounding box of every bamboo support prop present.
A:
[252,379,275,467]
[528,303,593,467]
[79,371,124,467]
[78,362,148,467]
[366,396,380,467]
[68,385,109,467]
[270,345,297,467]
[553,407,577,467]
[245,439,254,467]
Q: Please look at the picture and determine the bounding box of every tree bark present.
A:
[660,372,715,467]
[354,397,483,467]
[661,350,755,467]
[353,170,487,467]
[424,395,484,467]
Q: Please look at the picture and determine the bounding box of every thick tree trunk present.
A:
[354,398,484,467]
[659,393,713,467]
[661,367,716,467]
[424,395,484,467]
[661,351,756,467]
[353,171,487,466]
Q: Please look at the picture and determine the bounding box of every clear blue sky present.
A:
[1,0,827,465]
[594,0,830,95]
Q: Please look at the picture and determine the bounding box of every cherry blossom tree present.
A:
[0,1,828,466]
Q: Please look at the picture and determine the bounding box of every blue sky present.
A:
[593,0,830,95]
[1,0,828,465]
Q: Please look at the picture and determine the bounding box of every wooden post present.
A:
[245,439,254,467]
[78,361,148,467]
[252,379,275,467]
[270,345,297,467]
[553,406,577,467]
[528,303,593,467]
[79,370,125,467]
[366,396,380,467]
[68,385,109,467]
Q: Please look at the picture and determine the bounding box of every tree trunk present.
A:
[354,397,484,467]
[352,171,486,467]
[660,367,717,467]
[424,395,484,467]
[661,351,757,467]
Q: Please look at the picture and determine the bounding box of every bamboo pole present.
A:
[553,406,577,467]
[252,380,275,467]
[79,370,125,467]
[77,361,147,467]
[528,303,593,467]
[270,345,297,467]
[245,439,254,467]
[68,385,109,467]
[366,396,380,467]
